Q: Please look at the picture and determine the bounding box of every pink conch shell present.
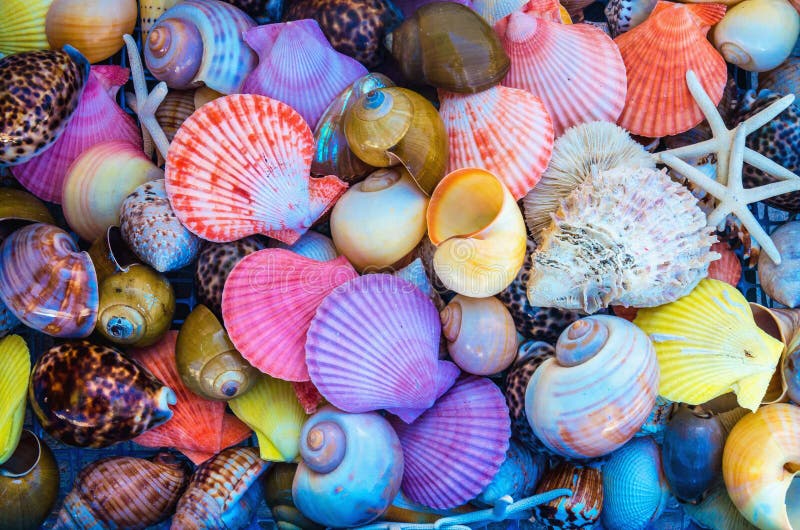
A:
[707,241,741,287]
[132,331,252,464]
[495,0,627,137]
[390,375,511,509]
[305,274,460,418]
[438,85,554,199]
[240,19,368,128]
[165,94,348,244]
[11,66,142,204]
[221,249,358,382]
[615,1,728,138]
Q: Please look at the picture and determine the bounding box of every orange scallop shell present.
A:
[707,241,741,287]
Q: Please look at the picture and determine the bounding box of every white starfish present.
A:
[122,34,171,162]
[656,70,798,186]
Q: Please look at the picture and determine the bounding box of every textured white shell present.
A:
[526,166,717,313]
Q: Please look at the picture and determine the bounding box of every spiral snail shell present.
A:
[293,406,404,527]
[532,462,604,529]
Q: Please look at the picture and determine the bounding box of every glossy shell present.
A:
[269,231,339,262]
[344,87,447,195]
[526,316,660,459]
[427,168,527,298]
[293,407,404,527]
[532,463,603,529]
[0,223,98,338]
[0,430,60,530]
[120,179,202,273]
[263,463,324,530]
[29,341,176,447]
[330,167,428,271]
[759,221,800,307]
[45,0,137,63]
[504,341,556,454]
[176,304,256,401]
[0,188,55,236]
[387,2,509,93]
[54,454,189,530]
[195,236,266,318]
[96,264,175,348]
[474,439,545,507]
[0,47,89,165]
[0,335,29,466]
[760,57,800,99]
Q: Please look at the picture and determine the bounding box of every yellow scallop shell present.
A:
[0,335,30,465]
[634,279,783,412]
[0,0,53,57]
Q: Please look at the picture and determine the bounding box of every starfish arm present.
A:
[659,153,729,197]
[730,206,782,265]
[742,94,796,132]
[685,70,728,137]
[123,34,155,158]
[743,179,800,204]
[707,202,735,227]
[727,126,747,193]
[140,82,171,162]
[744,148,800,181]
[656,139,721,162]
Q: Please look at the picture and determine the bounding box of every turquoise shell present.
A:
[474,439,545,507]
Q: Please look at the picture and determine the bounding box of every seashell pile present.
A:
[4,1,800,528]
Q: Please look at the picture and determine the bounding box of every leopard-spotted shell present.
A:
[195,237,266,319]
[504,340,555,454]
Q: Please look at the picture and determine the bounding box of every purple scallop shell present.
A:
[389,375,511,509]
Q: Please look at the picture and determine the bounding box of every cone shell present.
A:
[229,373,308,462]
[11,66,141,204]
[635,279,785,412]
[495,4,627,137]
[532,462,603,529]
[306,274,460,415]
[241,19,368,128]
[62,140,163,242]
[54,454,189,530]
[526,167,717,313]
[165,94,347,244]
[522,121,656,239]
[427,168,527,298]
[709,240,742,287]
[0,0,52,56]
[389,376,511,510]
[222,249,358,381]
[614,2,728,137]
[0,47,89,165]
[29,340,176,447]
[269,230,338,262]
[195,236,266,318]
[0,223,99,338]
[45,0,137,63]
[438,85,554,200]
[723,403,800,530]
[0,335,29,466]
[131,332,253,464]
[120,179,202,272]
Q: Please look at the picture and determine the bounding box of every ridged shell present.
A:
[472,0,526,25]
[604,0,658,38]
[602,437,669,530]
[54,454,189,530]
[229,373,308,462]
[0,47,89,165]
[306,274,460,419]
[11,66,141,204]
[240,19,368,129]
[165,94,347,244]
[0,223,98,338]
[438,85,554,200]
[131,332,253,465]
[171,447,270,529]
[474,438,545,507]
[709,240,741,287]
[120,179,202,272]
[760,57,800,99]
[526,316,660,459]
[614,2,728,137]
[532,463,603,529]
[222,249,358,381]
[29,341,176,447]
[269,230,338,262]
[0,335,29,466]
[522,121,656,239]
[153,89,195,165]
[0,0,52,56]
[634,279,785,412]
[527,167,716,313]
[389,375,511,509]
[195,236,266,318]
[495,3,627,137]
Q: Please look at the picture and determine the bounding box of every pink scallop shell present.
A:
[707,241,741,287]
[305,274,458,415]
[438,85,554,199]
[164,94,348,244]
[495,3,627,137]
[240,19,368,129]
[11,66,141,204]
[389,375,511,509]
[222,248,359,381]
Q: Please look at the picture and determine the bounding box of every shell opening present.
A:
[301,420,346,474]
[555,317,609,366]
[440,301,463,343]
[100,305,146,343]
[0,430,40,478]
[355,90,394,121]
[427,169,504,245]
[154,387,177,423]
[359,168,401,193]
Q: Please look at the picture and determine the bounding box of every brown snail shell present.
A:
[87,225,140,284]
[0,188,55,243]
[176,304,257,401]
[532,462,604,528]
[385,2,510,93]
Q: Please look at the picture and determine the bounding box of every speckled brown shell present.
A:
[29,341,176,448]
[532,463,604,529]
[0,47,89,165]
[497,239,580,343]
[283,0,403,68]
[195,236,266,318]
[504,341,555,455]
